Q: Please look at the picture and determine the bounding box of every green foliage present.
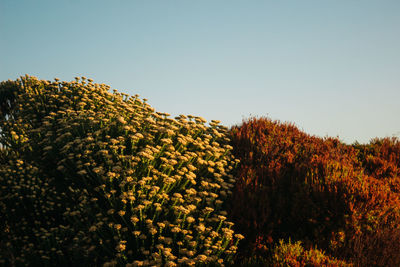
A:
[229,239,351,267]
[0,76,242,266]
[271,239,351,267]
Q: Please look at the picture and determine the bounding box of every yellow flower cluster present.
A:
[0,76,242,266]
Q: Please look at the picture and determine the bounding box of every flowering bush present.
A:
[0,76,243,266]
[3,76,399,266]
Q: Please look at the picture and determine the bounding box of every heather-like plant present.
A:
[227,118,356,255]
[0,76,243,266]
[227,117,400,265]
[354,137,400,183]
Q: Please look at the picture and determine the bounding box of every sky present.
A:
[1,0,399,144]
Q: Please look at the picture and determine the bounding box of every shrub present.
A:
[227,117,400,265]
[271,239,351,267]
[232,239,351,267]
[354,137,400,191]
[347,223,400,266]
[0,76,243,266]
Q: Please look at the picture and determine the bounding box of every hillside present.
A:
[1,76,399,266]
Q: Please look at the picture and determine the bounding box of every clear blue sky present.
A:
[1,0,399,144]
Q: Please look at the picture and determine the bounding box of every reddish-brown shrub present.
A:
[227,117,400,265]
[354,137,400,190]
[347,224,400,266]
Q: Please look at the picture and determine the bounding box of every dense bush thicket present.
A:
[354,137,400,185]
[0,76,242,266]
[228,117,400,266]
[1,75,400,266]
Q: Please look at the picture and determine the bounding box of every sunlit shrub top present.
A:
[354,137,400,182]
[0,75,242,266]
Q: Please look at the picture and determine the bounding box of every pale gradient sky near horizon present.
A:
[1,0,399,144]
